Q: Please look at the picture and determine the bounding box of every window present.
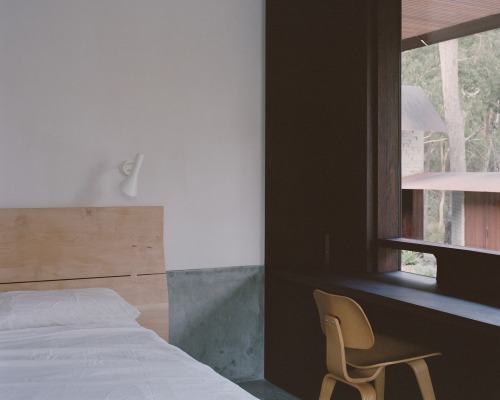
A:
[400,28,500,277]
[376,0,500,305]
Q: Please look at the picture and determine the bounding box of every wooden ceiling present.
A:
[402,0,500,40]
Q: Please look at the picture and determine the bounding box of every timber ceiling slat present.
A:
[402,0,500,40]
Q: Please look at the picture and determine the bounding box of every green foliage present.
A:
[458,29,500,171]
[402,28,500,174]
[401,263,437,278]
[401,250,423,265]
[402,45,443,117]
[401,252,437,278]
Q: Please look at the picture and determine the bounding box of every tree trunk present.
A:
[439,39,465,245]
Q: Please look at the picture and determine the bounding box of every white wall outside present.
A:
[401,130,424,177]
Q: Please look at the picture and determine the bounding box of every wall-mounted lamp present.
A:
[120,153,144,197]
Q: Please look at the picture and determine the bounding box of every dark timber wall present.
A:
[265,1,375,398]
[265,0,374,277]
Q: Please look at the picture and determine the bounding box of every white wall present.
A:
[0,0,264,270]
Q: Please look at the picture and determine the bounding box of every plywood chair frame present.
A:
[314,289,441,400]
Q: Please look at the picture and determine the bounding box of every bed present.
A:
[0,207,258,400]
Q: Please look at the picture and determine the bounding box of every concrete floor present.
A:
[237,379,301,400]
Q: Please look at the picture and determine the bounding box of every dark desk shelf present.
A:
[269,269,500,338]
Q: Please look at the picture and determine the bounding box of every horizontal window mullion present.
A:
[378,237,500,257]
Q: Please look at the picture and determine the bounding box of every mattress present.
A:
[0,322,258,400]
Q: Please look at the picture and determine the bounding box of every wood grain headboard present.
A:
[0,206,169,340]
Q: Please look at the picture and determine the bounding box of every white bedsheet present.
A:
[0,322,258,400]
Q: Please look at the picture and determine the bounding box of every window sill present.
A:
[378,238,500,306]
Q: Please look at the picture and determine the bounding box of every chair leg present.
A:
[407,359,437,400]
[319,374,337,400]
[351,382,377,400]
[374,368,385,400]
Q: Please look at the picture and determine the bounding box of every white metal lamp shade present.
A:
[120,153,144,197]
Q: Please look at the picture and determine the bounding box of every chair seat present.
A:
[346,334,441,369]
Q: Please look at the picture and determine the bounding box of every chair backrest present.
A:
[313,289,374,349]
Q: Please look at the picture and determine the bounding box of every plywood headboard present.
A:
[0,206,169,340]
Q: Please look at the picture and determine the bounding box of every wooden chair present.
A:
[313,289,441,400]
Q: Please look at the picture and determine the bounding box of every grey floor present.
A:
[237,379,301,400]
